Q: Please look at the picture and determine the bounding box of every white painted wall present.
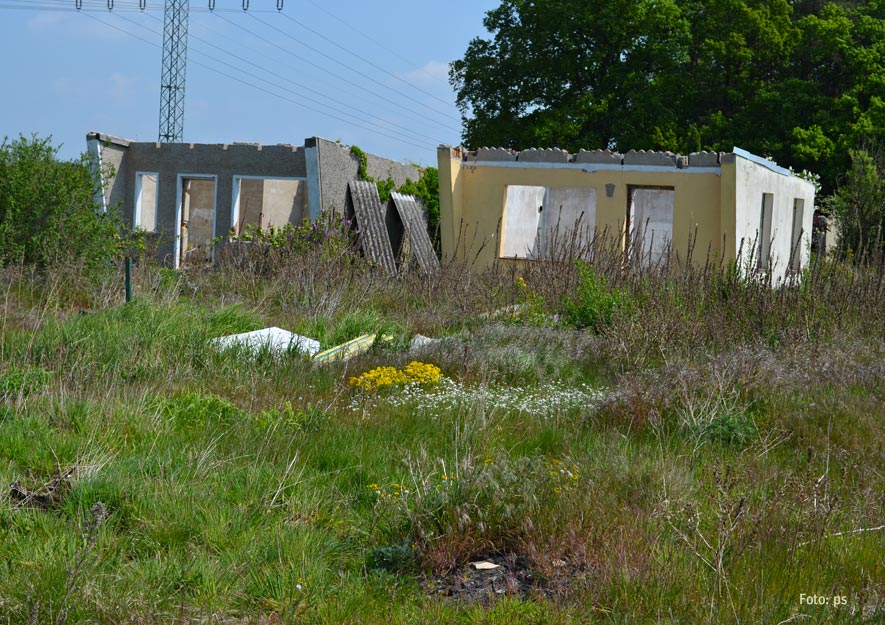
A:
[734,156,816,280]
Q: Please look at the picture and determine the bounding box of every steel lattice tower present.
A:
[158,0,189,142]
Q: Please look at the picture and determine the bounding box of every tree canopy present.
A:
[450,0,885,196]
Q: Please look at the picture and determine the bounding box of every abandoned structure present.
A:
[438,146,817,278]
[87,133,421,268]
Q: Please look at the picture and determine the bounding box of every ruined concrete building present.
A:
[87,133,420,268]
[438,146,817,279]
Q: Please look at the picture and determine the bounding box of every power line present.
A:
[249,12,460,125]
[300,0,447,87]
[0,0,276,12]
[81,11,431,151]
[2,1,455,149]
[124,11,446,146]
[216,13,460,135]
[277,11,456,113]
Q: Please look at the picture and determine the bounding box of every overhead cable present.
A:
[81,11,431,151]
[127,11,446,146]
[216,12,459,134]
[278,11,456,113]
[250,12,459,125]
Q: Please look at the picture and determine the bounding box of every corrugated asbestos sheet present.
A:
[346,181,397,275]
[391,192,440,274]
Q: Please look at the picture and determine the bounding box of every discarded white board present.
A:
[470,561,500,571]
[409,334,441,350]
[212,327,320,357]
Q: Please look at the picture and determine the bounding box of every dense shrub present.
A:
[561,259,629,332]
[0,135,126,274]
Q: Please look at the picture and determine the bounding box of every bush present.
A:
[0,135,128,275]
[824,146,885,256]
[561,260,629,332]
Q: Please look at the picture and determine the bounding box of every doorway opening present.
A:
[626,186,674,267]
[175,174,217,268]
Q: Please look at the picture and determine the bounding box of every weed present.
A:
[561,259,629,332]
[0,365,51,400]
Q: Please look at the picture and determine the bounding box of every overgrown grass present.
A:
[0,240,883,624]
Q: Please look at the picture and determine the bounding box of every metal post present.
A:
[125,257,132,303]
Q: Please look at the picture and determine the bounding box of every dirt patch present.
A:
[8,467,74,510]
[426,553,589,603]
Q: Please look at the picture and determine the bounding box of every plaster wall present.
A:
[439,148,724,269]
[237,179,265,231]
[89,132,424,267]
[261,179,305,227]
[733,155,816,277]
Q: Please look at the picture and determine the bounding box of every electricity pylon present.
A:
[158,0,189,142]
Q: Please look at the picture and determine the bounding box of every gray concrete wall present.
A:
[310,137,421,214]
[90,132,418,266]
[116,140,306,264]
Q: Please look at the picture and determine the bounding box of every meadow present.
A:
[0,235,883,624]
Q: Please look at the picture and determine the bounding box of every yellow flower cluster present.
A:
[350,361,443,392]
[401,361,444,385]
[545,458,581,494]
[367,482,411,500]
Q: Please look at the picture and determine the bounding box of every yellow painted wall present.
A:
[438,149,725,269]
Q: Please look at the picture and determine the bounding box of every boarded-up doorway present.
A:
[501,185,596,260]
[175,175,217,268]
[627,186,674,267]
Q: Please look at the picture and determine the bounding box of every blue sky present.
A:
[0,0,499,165]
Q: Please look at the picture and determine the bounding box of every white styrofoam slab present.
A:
[211,327,320,357]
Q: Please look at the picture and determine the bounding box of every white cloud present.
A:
[399,61,451,89]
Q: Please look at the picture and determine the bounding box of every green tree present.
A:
[450,0,691,152]
[825,146,885,253]
[0,135,126,273]
[451,0,885,195]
